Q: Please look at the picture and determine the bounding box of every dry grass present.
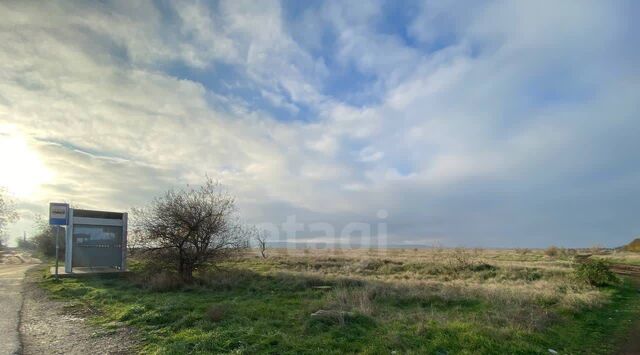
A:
[232,247,610,332]
[593,251,640,266]
[324,286,376,316]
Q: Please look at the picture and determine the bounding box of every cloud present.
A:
[1,0,639,247]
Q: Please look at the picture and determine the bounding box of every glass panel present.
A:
[73,225,122,247]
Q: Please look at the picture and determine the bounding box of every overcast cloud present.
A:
[1,0,639,247]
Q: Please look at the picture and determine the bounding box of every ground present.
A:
[0,249,138,355]
[0,250,37,355]
[20,267,138,355]
[34,248,640,354]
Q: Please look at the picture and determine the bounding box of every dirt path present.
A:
[0,249,42,355]
[20,266,139,354]
[614,268,640,355]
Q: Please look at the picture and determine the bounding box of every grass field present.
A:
[41,248,640,354]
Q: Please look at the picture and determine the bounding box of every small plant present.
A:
[574,259,620,287]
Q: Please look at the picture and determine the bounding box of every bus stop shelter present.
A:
[60,208,128,274]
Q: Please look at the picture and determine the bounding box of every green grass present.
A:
[530,280,640,354]
[39,260,640,355]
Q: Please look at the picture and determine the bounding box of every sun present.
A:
[0,126,54,198]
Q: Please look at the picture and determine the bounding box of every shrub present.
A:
[31,226,66,258]
[544,246,559,257]
[448,248,472,271]
[26,214,66,257]
[574,259,620,287]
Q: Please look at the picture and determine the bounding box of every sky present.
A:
[1,0,639,248]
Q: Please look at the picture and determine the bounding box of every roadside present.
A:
[0,249,41,355]
[20,266,139,355]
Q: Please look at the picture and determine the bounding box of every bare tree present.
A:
[255,230,269,259]
[0,188,18,248]
[132,179,250,282]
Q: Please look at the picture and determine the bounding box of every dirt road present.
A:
[0,250,40,355]
[1,249,136,355]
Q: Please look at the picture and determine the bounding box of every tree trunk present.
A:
[178,255,193,282]
[180,263,193,283]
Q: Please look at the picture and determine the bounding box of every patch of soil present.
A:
[20,267,139,355]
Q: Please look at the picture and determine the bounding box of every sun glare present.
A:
[0,126,53,198]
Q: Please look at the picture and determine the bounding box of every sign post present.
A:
[54,226,60,277]
[49,203,69,279]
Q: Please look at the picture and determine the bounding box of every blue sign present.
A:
[49,203,69,225]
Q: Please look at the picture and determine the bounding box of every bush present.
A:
[574,259,620,287]
[544,246,559,257]
[31,226,65,258]
[131,178,250,282]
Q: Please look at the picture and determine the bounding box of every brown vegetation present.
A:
[229,247,607,330]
